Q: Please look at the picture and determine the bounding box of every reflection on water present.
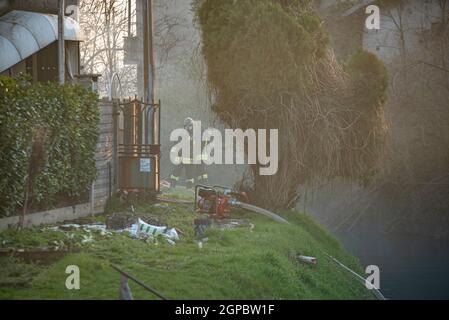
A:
[334,228,449,300]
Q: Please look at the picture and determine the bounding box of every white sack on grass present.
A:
[136,218,180,242]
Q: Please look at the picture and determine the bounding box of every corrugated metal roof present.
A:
[0,10,84,73]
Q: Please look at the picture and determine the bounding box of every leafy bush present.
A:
[0,77,99,217]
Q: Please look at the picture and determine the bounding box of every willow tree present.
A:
[197,0,389,209]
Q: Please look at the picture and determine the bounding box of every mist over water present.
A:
[335,228,449,300]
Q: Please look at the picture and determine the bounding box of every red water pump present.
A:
[195,185,249,219]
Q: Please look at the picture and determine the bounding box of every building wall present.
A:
[319,0,447,63]
[0,0,9,15]
[362,0,447,63]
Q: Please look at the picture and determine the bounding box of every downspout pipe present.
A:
[58,0,65,85]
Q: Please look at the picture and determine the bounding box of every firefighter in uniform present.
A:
[169,118,209,188]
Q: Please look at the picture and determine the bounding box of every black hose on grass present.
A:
[324,253,386,300]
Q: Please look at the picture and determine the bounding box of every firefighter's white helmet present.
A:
[184,117,194,131]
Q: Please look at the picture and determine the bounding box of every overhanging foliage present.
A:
[197,0,389,209]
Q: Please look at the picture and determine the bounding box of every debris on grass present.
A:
[195,237,209,250]
[298,255,318,265]
[135,218,180,244]
[47,217,181,246]
[160,179,171,188]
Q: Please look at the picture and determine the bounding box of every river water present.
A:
[333,228,449,300]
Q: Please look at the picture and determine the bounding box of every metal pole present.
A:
[143,0,156,105]
[157,99,161,192]
[142,0,149,103]
[58,0,65,85]
[136,0,143,98]
[142,0,159,192]
[128,0,132,37]
[113,101,119,190]
[89,181,95,214]
[149,0,156,104]
[143,0,156,144]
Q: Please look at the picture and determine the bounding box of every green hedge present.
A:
[0,77,100,217]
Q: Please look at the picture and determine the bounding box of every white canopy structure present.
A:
[0,10,84,73]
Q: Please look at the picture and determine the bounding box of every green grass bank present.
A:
[0,188,373,300]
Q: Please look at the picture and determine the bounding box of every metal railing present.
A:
[111,264,168,300]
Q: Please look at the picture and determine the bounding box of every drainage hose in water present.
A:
[324,253,386,300]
